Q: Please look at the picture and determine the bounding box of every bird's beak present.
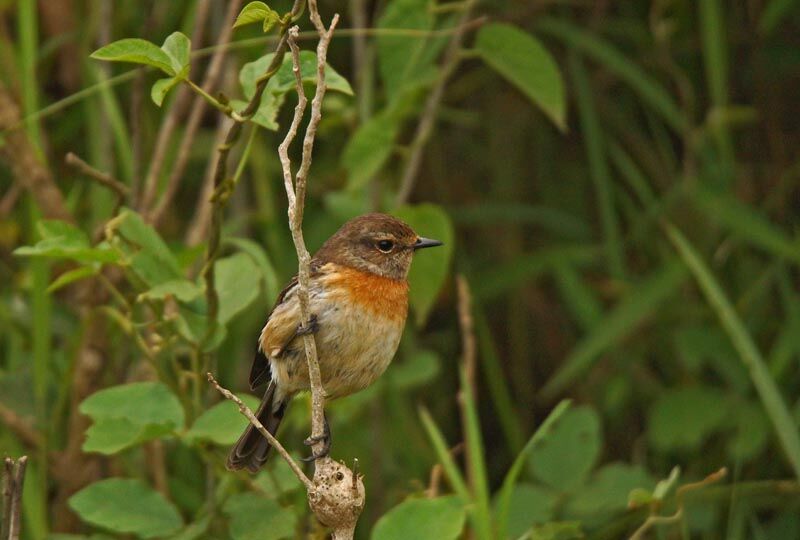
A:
[413,237,443,250]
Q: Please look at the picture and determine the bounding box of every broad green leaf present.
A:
[476,23,566,131]
[393,204,454,326]
[185,394,261,445]
[14,220,118,264]
[139,280,203,303]
[224,237,280,301]
[240,51,353,99]
[80,382,184,429]
[527,406,601,491]
[495,400,571,538]
[564,463,654,517]
[233,1,280,32]
[151,77,181,107]
[529,521,584,540]
[47,266,98,293]
[69,478,183,538]
[541,261,687,399]
[161,32,191,77]
[496,483,557,539]
[107,209,182,286]
[83,418,174,454]
[91,38,175,75]
[216,252,262,325]
[223,493,296,540]
[342,112,400,190]
[230,95,284,130]
[648,386,728,451]
[376,0,434,100]
[371,496,466,540]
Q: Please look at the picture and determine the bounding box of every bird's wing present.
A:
[248,263,323,390]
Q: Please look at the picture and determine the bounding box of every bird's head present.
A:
[314,213,442,280]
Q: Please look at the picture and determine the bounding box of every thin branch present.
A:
[65,152,130,200]
[455,275,477,493]
[0,404,42,450]
[394,1,478,206]
[207,373,312,489]
[2,456,27,540]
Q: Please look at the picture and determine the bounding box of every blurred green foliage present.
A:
[2,0,800,539]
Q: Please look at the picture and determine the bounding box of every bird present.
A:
[227,213,442,472]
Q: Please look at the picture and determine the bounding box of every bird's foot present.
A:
[296,314,319,337]
[301,414,331,462]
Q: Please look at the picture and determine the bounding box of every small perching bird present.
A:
[227,213,442,472]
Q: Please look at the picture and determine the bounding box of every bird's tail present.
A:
[226,382,288,472]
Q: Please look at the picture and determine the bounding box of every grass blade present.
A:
[665,223,800,480]
[541,260,687,399]
[568,52,625,280]
[536,17,688,132]
[459,368,493,540]
[419,406,470,501]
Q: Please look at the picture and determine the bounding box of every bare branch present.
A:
[207,373,312,490]
[2,456,28,540]
[65,152,130,200]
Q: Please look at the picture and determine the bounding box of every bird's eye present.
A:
[376,240,394,253]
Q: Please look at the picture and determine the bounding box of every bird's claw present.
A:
[301,414,331,462]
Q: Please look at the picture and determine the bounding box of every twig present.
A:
[629,468,728,540]
[0,84,73,222]
[65,152,129,200]
[277,6,365,538]
[2,456,28,540]
[455,275,477,492]
[0,404,42,450]
[148,0,244,226]
[207,373,312,489]
[394,1,478,206]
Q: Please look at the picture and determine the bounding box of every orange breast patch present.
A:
[324,265,409,323]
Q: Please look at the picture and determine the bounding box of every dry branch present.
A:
[2,456,28,540]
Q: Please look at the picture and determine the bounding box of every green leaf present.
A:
[69,478,183,538]
[14,220,118,264]
[161,32,191,77]
[233,1,280,32]
[648,386,728,451]
[83,418,174,455]
[216,252,262,325]
[224,237,280,301]
[223,493,296,540]
[495,400,571,538]
[80,382,185,453]
[393,204,454,326]
[376,0,434,100]
[139,279,203,303]
[371,496,466,540]
[240,51,353,99]
[90,38,175,75]
[151,76,181,107]
[476,23,566,131]
[564,463,654,517]
[185,394,261,445]
[342,112,400,191]
[107,209,182,286]
[47,266,99,293]
[496,483,557,539]
[527,406,601,491]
